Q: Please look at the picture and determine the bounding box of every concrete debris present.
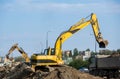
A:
[0,63,33,79]
[0,63,103,79]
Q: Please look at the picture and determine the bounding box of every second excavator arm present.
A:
[6,43,30,62]
[54,13,108,60]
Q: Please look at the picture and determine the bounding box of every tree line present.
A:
[63,48,120,69]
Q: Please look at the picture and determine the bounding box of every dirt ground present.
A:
[0,63,103,79]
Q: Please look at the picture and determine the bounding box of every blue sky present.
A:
[0,0,120,57]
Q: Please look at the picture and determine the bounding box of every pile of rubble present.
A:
[0,63,103,79]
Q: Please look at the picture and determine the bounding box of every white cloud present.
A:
[1,0,120,13]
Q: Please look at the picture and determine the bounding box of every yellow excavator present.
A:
[5,43,30,63]
[31,13,108,70]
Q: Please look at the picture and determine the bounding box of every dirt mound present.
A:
[0,63,103,79]
[43,66,102,79]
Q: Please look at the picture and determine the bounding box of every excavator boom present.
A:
[54,13,108,59]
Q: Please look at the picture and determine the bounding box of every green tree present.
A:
[86,48,90,51]
[73,48,79,58]
[117,49,120,53]
[69,50,72,57]
[91,51,96,56]
[69,59,89,69]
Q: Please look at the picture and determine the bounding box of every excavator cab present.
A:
[43,48,50,55]
[43,47,55,55]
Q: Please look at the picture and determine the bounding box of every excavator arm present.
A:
[54,13,108,59]
[6,43,30,62]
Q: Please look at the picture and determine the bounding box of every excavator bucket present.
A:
[99,40,108,48]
